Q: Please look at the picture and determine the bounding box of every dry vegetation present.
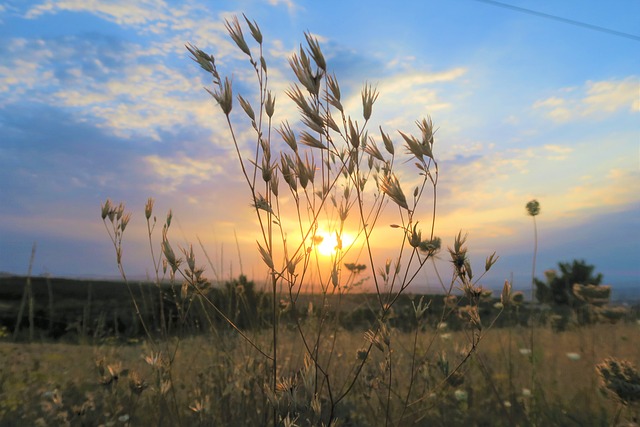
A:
[2,14,639,427]
[1,323,639,426]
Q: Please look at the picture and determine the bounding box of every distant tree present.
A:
[535,259,603,306]
[535,259,606,324]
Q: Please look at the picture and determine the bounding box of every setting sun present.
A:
[314,230,356,257]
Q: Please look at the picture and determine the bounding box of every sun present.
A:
[314,230,356,257]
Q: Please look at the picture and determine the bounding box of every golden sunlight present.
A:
[314,230,356,257]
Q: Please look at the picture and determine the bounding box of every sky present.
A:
[1,0,639,295]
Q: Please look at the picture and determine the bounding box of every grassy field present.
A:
[1,316,639,426]
[3,15,638,427]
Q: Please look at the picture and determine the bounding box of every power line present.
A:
[472,0,640,42]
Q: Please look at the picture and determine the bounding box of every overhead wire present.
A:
[471,0,640,42]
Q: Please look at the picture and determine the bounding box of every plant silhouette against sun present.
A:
[184,16,501,425]
[101,15,501,426]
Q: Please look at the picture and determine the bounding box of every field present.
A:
[2,13,639,427]
[1,275,639,426]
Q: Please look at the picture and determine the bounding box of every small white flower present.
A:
[437,322,448,330]
[440,333,452,340]
[503,400,512,408]
[566,352,581,361]
[519,348,532,356]
[454,389,468,402]
[522,388,532,398]
[118,414,130,423]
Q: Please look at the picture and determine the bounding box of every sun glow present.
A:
[314,230,356,257]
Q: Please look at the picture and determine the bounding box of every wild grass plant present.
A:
[1,323,639,426]
[4,14,637,427]
[94,15,507,426]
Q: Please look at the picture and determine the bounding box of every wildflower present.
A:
[596,357,640,404]
[566,352,581,361]
[454,389,468,402]
[522,388,532,398]
[526,199,540,216]
[411,296,430,320]
[519,348,532,356]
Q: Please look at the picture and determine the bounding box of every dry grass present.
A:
[1,322,638,426]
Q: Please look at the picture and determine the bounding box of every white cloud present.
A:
[340,67,468,130]
[266,0,299,14]
[534,76,639,122]
[26,0,171,25]
[144,152,225,192]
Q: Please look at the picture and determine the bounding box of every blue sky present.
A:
[1,0,638,294]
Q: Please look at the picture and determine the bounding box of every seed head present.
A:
[145,197,154,220]
[304,32,326,71]
[243,14,262,44]
[101,199,112,220]
[526,199,540,217]
[501,280,512,307]
[596,357,640,404]
[265,90,275,118]
[225,16,252,57]
[237,94,255,121]
[361,83,379,121]
[380,127,395,156]
[379,172,409,210]
[257,241,274,270]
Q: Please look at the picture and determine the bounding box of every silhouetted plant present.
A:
[99,14,502,426]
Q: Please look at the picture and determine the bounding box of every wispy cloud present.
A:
[144,153,225,192]
[534,76,639,122]
[266,0,299,15]
[26,0,172,25]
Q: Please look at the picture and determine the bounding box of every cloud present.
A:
[25,0,172,25]
[144,153,225,192]
[534,76,639,122]
[338,67,468,130]
[543,144,573,161]
[266,0,299,14]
